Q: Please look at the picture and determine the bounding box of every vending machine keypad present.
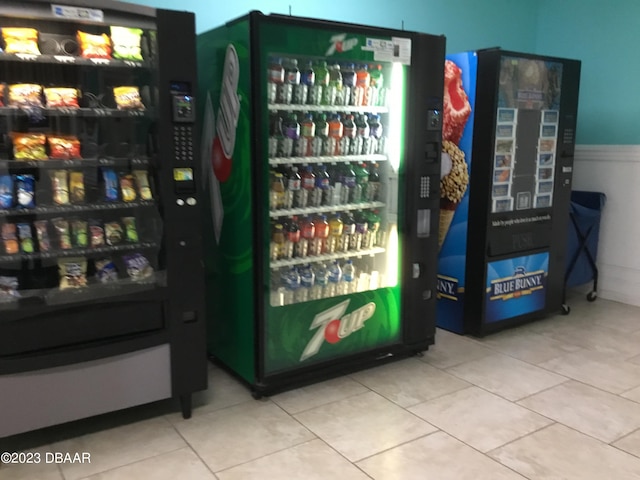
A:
[174,125,194,162]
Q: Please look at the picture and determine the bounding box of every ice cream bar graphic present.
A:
[211,44,240,183]
[439,140,469,249]
[201,92,224,244]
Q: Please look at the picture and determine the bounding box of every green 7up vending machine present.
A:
[198,12,445,396]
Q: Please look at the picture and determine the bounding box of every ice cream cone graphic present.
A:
[439,140,469,249]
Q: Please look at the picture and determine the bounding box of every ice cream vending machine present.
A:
[437,49,581,336]
[199,12,445,395]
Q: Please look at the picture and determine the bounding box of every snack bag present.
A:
[2,28,41,55]
[0,276,20,302]
[0,175,13,209]
[51,170,70,205]
[95,258,118,283]
[133,170,152,200]
[113,86,144,110]
[17,223,34,253]
[51,217,72,249]
[58,257,87,289]
[71,219,88,247]
[122,217,138,243]
[104,221,123,245]
[44,87,80,109]
[34,220,51,252]
[15,174,35,208]
[69,171,85,203]
[2,223,19,254]
[11,133,47,160]
[8,84,43,108]
[77,31,111,59]
[110,26,144,61]
[89,220,105,247]
[119,173,137,202]
[123,253,153,281]
[48,135,82,159]
[102,169,119,201]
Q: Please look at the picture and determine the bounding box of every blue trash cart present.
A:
[562,190,606,314]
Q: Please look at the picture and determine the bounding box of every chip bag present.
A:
[44,87,80,109]
[52,217,72,250]
[1,223,19,254]
[120,173,137,202]
[104,221,123,246]
[34,220,51,252]
[48,135,82,159]
[113,86,144,110]
[17,223,34,253]
[77,31,111,59]
[89,220,105,247]
[11,133,47,160]
[111,26,143,61]
[0,276,20,302]
[69,171,85,203]
[95,258,118,283]
[0,175,13,209]
[133,170,152,200]
[58,257,87,289]
[122,217,138,243]
[71,218,88,247]
[2,28,41,55]
[123,253,154,281]
[102,169,119,202]
[15,174,35,208]
[51,170,70,205]
[8,84,43,108]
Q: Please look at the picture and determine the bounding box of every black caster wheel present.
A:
[251,390,266,401]
[587,291,598,302]
[561,304,571,315]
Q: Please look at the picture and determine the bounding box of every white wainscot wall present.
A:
[572,145,640,307]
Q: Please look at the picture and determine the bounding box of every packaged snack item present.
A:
[71,219,88,247]
[89,220,105,247]
[113,86,144,110]
[0,276,20,302]
[69,171,85,203]
[110,26,143,61]
[123,253,153,281]
[95,258,118,283]
[0,175,13,209]
[11,133,47,160]
[8,84,43,108]
[104,221,123,246]
[15,174,35,208]
[34,220,51,252]
[58,257,87,289]
[77,31,111,59]
[120,173,137,202]
[44,87,80,109]
[48,135,82,159]
[1,223,19,254]
[51,170,70,205]
[122,217,138,243]
[17,223,34,253]
[133,170,152,200]
[51,218,72,249]
[102,169,119,201]
[2,28,41,55]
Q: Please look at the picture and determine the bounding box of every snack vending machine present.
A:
[0,0,206,437]
[437,49,581,336]
[199,12,445,396]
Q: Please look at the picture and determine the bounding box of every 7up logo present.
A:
[325,33,359,56]
[300,300,376,362]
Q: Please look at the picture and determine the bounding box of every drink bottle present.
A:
[325,214,343,254]
[284,166,301,209]
[297,165,315,208]
[352,211,368,250]
[312,263,328,299]
[311,60,328,105]
[327,114,344,156]
[267,57,284,104]
[312,164,330,207]
[339,212,354,252]
[298,113,315,157]
[285,216,300,258]
[297,60,314,105]
[355,64,371,106]
[340,114,356,156]
[270,172,285,210]
[324,63,342,106]
[342,63,356,106]
[271,222,285,260]
[297,215,315,259]
[281,113,300,157]
[354,114,370,156]
[326,260,342,297]
[310,214,329,256]
[312,113,328,157]
[352,162,369,203]
[367,210,381,248]
[280,58,300,105]
[341,259,356,294]
[281,266,300,305]
[368,114,383,154]
[369,64,384,106]
[367,162,381,201]
[268,113,283,158]
[296,263,315,303]
[340,162,356,204]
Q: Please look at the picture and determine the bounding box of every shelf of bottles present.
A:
[268,56,394,307]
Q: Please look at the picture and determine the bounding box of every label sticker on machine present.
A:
[174,168,193,181]
[52,5,104,22]
[363,37,411,65]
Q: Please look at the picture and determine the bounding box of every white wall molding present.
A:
[575,145,640,163]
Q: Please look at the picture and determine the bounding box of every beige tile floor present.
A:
[2,292,640,479]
